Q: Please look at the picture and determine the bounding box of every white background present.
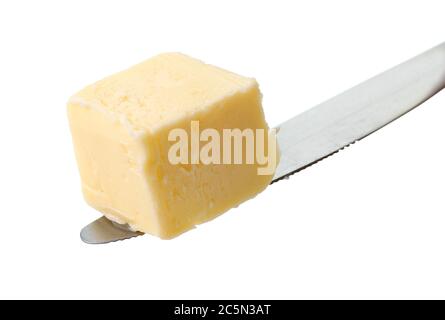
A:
[0,0,444,299]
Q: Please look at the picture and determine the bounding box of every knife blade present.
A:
[273,42,445,182]
[80,216,143,244]
[81,42,445,244]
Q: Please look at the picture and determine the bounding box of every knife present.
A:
[81,42,445,244]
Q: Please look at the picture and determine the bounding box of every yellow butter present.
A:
[68,53,275,238]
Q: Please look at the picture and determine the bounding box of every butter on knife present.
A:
[68,53,278,239]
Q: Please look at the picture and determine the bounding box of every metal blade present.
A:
[273,42,445,182]
[80,216,143,244]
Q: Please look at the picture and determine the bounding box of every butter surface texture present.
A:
[68,53,274,238]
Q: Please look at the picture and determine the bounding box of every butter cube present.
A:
[68,53,276,238]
